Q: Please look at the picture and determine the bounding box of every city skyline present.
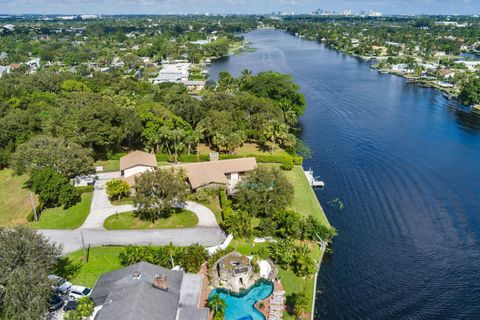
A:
[0,0,479,15]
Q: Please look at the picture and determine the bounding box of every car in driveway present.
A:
[48,293,64,312]
[68,285,91,300]
[48,275,72,294]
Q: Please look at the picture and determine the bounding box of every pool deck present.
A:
[198,263,211,310]
[255,280,285,320]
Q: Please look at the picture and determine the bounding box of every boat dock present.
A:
[304,168,325,188]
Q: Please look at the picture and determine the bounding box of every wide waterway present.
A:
[208,29,480,319]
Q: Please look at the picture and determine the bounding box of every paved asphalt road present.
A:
[40,227,226,254]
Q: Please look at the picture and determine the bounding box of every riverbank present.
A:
[285,30,475,107]
[208,27,480,319]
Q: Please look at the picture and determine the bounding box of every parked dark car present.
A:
[48,294,64,311]
[63,300,77,312]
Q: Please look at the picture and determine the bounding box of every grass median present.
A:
[103,208,199,230]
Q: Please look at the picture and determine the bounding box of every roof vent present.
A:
[153,274,168,291]
[132,271,141,280]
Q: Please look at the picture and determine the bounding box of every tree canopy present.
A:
[132,169,188,221]
[11,135,93,178]
[234,167,294,217]
[0,227,62,320]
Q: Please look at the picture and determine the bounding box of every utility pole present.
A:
[29,191,38,221]
[81,231,88,262]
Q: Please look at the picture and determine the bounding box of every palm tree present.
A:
[240,68,253,87]
[209,294,226,320]
[263,120,288,153]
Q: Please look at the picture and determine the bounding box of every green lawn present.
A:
[110,197,134,206]
[260,164,330,227]
[197,142,290,157]
[94,160,120,172]
[0,169,36,226]
[103,209,198,230]
[29,192,93,229]
[66,246,125,287]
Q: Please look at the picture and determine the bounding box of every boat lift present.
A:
[303,168,325,188]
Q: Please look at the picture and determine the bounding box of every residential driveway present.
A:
[80,172,135,230]
[40,228,226,254]
[40,171,225,253]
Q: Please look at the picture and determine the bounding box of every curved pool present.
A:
[209,280,273,320]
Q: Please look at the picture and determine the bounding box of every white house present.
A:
[120,151,158,185]
[391,64,414,74]
[0,65,11,77]
[153,63,190,84]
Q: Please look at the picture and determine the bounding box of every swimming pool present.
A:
[209,280,273,320]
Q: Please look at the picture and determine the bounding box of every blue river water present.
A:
[209,29,480,319]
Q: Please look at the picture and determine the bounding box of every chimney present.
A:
[153,274,168,291]
[209,152,219,161]
[132,271,141,280]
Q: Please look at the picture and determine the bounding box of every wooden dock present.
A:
[303,168,325,188]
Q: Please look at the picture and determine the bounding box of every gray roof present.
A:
[91,262,186,320]
[177,274,209,320]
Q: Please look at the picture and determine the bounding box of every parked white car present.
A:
[48,275,72,294]
[69,285,91,300]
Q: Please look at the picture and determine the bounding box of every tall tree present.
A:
[11,135,93,178]
[132,169,188,221]
[235,167,293,217]
[263,120,289,153]
[0,227,62,320]
[29,168,79,209]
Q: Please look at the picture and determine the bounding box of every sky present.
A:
[0,0,479,15]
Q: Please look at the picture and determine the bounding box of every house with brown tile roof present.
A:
[164,157,257,191]
[120,151,157,184]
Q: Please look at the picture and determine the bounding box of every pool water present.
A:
[209,281,273,320]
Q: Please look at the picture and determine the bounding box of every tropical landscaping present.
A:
[0,15,337,320]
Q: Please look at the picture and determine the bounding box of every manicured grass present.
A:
[260,164,330,227]
[277,268,315,314]
[0,169,36,226]
[29,192,93,229]
[229,238,269,255]
[94,159,119,172]
[203,196,223,224]
[103,209,198,230]
[110,197,134,206]
[197,142,290,157]
[66,246,125,287]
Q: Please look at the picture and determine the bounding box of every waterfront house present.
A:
[439,69,455,79]
[164,157,257,192]
[391,64,414,74]
[90,262,208,320]
[153,62,190,84]
[120,151,158,185]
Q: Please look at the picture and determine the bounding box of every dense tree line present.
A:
[0,69,304,170]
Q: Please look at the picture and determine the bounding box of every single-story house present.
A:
[120,151,158,185]
[90,262,208,320]
[439,69,455,79]
[165,157,257,191]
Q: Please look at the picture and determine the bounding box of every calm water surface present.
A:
[209,29,480,320]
